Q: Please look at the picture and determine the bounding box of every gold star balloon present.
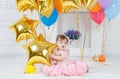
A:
[25,65,36,73]
[16,0,37,12]
[23,33,57,66]
[9,15,40,43]
[61,0,82,13]
[36,0,54,18]
[83,0,97,10]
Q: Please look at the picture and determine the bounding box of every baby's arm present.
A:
[50,50,69,61]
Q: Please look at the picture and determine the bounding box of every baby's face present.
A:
[56,39,68,49]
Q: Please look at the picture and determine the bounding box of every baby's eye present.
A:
[60,42,63,43]
[65,42,67,44]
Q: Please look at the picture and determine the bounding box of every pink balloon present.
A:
[90,8,105,25]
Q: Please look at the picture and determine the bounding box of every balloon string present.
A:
[83,23,88,51]
[76,13,83,61]
[76,13,81,39]
[101,22,107,54]
[96,21,107,54]
[40,24,46,39]
[96,24,103,54]
[37,9,46,39]
[81,15,89,61]
[49,23,56,41]
[43,25,46,39]
[81,24,87,61]
[76,13,81,48]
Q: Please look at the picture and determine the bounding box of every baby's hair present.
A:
[56,34,69,43]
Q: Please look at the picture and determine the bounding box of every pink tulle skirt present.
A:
[41,60,88,76]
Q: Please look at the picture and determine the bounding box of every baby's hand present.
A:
[48,54,56,60]
[55,52,61,56]
[48,54,52,59]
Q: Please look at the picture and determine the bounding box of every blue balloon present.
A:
[40,8,58,27]
[105,0,120,20]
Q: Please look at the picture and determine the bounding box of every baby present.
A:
[50,34,69,65]
[41,35,88,76]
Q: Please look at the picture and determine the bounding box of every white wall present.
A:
[0,0,23,56]
[57,12,91,48]
[104,15,120,56]
[91,15,120,56]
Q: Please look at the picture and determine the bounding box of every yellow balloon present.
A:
[62,0,82,13]
[83,0,97,10]
[16,0,37,12]
[25,65,36,73]
[9,15,40,43]
[23,33,57,66]
[36,0,54,18]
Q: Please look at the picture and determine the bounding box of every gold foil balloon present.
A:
[62,0,82,13]
[16,0,37,12]
[23,33,57,66]
[83,0,97,11]
[25,65,36,73]
[9,15,40,43]
[36,0,54,18]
